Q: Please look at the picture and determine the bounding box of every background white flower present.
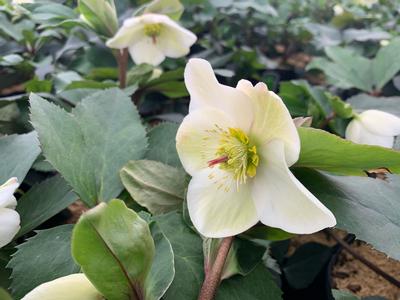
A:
[22,273,103,300]
[107,13,197,66]
[0,177,20,248]
[345,110,400,148]
[176,58,336,238]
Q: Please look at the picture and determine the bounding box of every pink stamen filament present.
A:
[208,156,228,167]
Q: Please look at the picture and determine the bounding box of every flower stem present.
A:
[198,236,234,300]
[116,48,129,89]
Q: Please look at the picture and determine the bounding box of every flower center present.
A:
[144,23,163,43]
[208,127,259,186]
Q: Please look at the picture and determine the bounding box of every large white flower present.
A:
[345,110,400,148]
[0,177,20,248]
[22,273,103,300]
[106,13,197,66]
[176,58,336,238]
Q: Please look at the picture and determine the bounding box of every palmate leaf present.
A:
[30,89,147,207]
[295,168,400,260]
[347,93,400,117]
[296,127,400,175]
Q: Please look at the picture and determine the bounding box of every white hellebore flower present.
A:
[106,13,197,66]
[0,177,20,248]
[345,110,400,148]
[22,273,103,300]
[176,59,336,238]
[12,0,34,4]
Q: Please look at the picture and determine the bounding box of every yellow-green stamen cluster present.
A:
[144,23,163,38]
[213,127,259,185]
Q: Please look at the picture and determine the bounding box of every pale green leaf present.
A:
[30,89,147,207]
[120,160,187,215]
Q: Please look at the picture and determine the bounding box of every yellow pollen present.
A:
[208,127,259,187]
[144,23,163,42]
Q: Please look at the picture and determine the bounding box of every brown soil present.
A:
[291,230,400,300]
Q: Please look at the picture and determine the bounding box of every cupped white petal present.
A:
[176,108,235,176]
[128,38,165,66]
[358,110,400,136]
[237,80,300,166]
[0,208,20,248]
[106,18,145,49]
[345,118,394,148]
[187,168,258,238]
[252,140,336,234]
[22,274,103,300]
[184,58,253,131]
[0,177,19,209]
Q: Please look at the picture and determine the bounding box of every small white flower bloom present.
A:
[333,4,344,15]
[176,58,336,238]
[22,273,103,300]
[0,177,20,248]
[345,110,400,148]
[106,13,197,66]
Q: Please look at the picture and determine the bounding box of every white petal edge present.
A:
[184,58,254,132]
[106,17,145,49]
[236,80,300,166]
[345,118,394,148]
[0,177,19,209]
[252,139,336,234]
[187,167,258,238]
[0,208,20,248]
[176,108,236,176]
[21,274,103,300]
[128,38,165,66]
[358,110,400,136]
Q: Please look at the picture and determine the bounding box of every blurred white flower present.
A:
[0,177,20,248]
[12,0,34,4]
[176,58,336,238]
[380,39,389,47]
[345,110,400,148]
[333,4,344,15]
[107,13,197,66]
[22,273,103,300]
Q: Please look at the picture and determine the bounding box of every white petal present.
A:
[176,108,235,176]
[22,274,103,300]
[358,110,400,136]
[237,80,300,166]
[128,38,165,66]
[252,140,336,234]
[187,168,258,238]
[0,208,20,248]
[156,18,196,58]
[345,118,394,147]
[106,17,145,49]
[184,58,253,131]
[0,177,19,209]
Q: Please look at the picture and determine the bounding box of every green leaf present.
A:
[216,264,282,300]
[242,226,295,241]
[294,168,400,260]
[24,78,52,93]
[0,131,41,183]
[144,222,175,300]
[72,199,155,300]
[16,175,77,237]
[8,225,79,299]
[120,160,187,215]
[145,122,181,168]
[372,38,400,90]
[153,212,204,300]
[347,94,400,117]
[0,288,12,300]
[296,127,400,175]
[78,0,118,37]
[30,89,148,206]
[332,289,359,300]
[143,0,184,20]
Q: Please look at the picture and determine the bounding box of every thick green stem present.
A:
[198,236,234,300]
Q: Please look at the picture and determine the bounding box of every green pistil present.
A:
[144,23,163,38]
